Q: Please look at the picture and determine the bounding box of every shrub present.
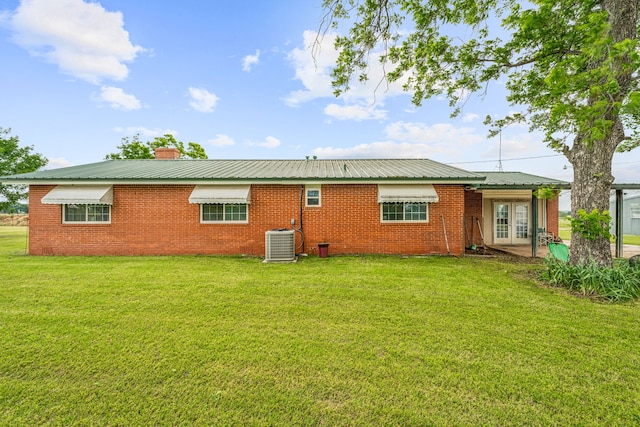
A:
[544,257,640,302]
[569,208,613,241]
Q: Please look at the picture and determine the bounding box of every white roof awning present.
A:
[377,184,439,203]
[189,185,251,204]
[41,185,113,205]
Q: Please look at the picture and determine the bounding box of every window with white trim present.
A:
[306,186,321,206]
[631,203,640,219]
[381,202,428,222]
[63,204,111,223]
[201,203,248,223]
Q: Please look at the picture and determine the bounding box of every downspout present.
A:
[298,185,305,254]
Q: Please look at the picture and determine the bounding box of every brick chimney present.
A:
[154,147,181,160]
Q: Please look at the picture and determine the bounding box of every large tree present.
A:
[320,0,640,266]
[105,134,208,160]
[0,127,48,213]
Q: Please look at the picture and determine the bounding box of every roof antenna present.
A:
[497,130,504,172]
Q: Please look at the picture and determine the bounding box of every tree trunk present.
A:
[566,0,638,267]
[568,132,618,267]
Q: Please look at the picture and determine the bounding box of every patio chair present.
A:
[538,228,556,246]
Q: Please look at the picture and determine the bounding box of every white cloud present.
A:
[188,87,219,113]
[462,113,480,123]
[385,121,484,146]
[114,127,177,137]
[312,121,487,160]
[614,164,640,183]
[0,10,10,25]
[7,0,143,84]
[284,31,338,106]
[285,30,410,124]
[312,141,447,159]
[285,30,408,108]
[248,136,281,149]
[44,157,73,169]
[481,132,542,159]
[209,134,235,147]
[324,104,387,121]
[96,86,141,111]
[242,50,260,72]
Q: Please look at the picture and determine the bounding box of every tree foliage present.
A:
[569,208,613,242]
[105,134,208,160]
[320,0,640,266]
[0,127,48,213]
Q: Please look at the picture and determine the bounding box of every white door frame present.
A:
[493,201,532,245]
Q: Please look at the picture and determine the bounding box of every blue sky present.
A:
[1,0,639,209]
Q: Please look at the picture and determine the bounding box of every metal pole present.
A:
[532,192,539,258]
[616,189,623,258]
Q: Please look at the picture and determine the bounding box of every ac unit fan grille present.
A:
[265,230,295,262]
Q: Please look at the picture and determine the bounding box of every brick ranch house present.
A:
[1,148,568,257]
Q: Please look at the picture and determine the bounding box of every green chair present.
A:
[548,242,570,262]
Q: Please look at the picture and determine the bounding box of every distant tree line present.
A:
[1,128,210,212]
[0,127,48,213]
[0,203,28,214]
[105,134,208,160]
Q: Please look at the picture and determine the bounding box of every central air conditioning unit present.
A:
[265,229,296,262]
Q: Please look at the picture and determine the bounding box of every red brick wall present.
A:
[463,189,483,247]
[546,196,560,236]
[28,184,465,256]
[302,184,464,256]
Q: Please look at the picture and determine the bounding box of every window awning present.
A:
[377,184,439,203]
[189,185,251,204]
[41,185,113,205]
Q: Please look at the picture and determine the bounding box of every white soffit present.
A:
[377,184,439,203]
[41,185,113,205]
[189,185,251,204]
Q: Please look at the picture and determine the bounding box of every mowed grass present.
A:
[0,226,29,255]
[559,217,640,245]
[1,228,639,426]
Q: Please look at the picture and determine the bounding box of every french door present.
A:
[494,202,531,245]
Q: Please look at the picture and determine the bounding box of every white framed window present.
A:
[631,203,640,219]
[306,186,321,207]
[381,202,428,222]
[63,204,111,223]
[201,203,248,223]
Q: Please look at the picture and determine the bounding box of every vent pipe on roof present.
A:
[154,148,181,160]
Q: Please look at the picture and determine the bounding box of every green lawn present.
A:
[558,217,571,241]
[0,226,29,255]
[559,217,640,245]
[1,227,639,426]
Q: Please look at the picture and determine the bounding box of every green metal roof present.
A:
[611,183,640,190]
[473,171,571,189]
[0,158,485,184]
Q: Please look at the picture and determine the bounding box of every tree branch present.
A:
[477,48,582,68]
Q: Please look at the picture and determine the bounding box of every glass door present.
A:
[494,203,511,244]
[494,202,531,244]
[513,202,531,244]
